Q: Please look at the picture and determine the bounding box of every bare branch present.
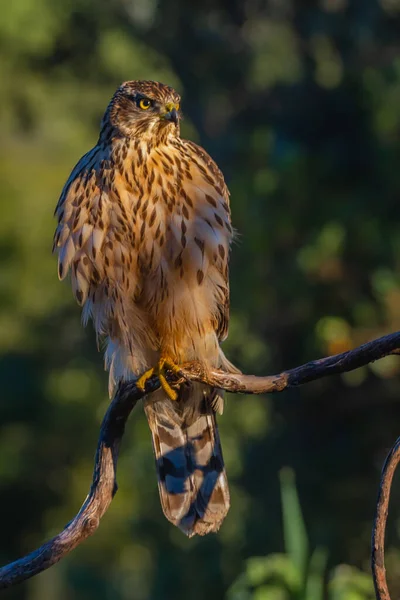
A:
[0,375,160,589]
[183,331,400,393]
[0,330,399,588]
[371,436,400,600]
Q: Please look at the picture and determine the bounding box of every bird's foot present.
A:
[158,356,182,401]
[136,355,182,401]
[136,367,156,394]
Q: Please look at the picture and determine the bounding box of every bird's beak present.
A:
[161,102,180,125]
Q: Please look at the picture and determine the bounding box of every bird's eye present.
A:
[138,98,152,110]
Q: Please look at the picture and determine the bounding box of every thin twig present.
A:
[372,437,400,600]
[0,330,399,588]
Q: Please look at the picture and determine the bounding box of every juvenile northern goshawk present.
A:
[54,81,236,537]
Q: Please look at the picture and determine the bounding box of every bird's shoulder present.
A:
[55,144,110,216]
[173,138,230,204]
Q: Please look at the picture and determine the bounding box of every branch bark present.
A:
[0,330,399,589]
[371,436,400,600]
[183,330,400,393]
[0,375,161,589]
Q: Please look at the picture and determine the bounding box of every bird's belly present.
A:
[136,258,220,367]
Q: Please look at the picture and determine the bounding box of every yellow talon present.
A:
[136,367,156,392]
[136,356,181,401]
[159,371,178,401]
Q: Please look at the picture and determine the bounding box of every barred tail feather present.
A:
[144,387,230,537]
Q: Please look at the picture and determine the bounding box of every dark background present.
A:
[1,0,400,598]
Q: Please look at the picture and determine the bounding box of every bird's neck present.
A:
[99,117,179,148]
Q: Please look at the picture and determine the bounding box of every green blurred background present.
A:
[1,0,400,598]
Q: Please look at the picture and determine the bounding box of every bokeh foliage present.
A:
[227,469,375,600]
[1,0,400,598]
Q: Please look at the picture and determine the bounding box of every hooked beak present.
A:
[161,102,180,125]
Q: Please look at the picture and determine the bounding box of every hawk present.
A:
[53,81,236,537]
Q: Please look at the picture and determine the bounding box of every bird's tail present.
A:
[144,383,230,537]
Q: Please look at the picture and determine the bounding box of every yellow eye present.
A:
[139,98,151,110]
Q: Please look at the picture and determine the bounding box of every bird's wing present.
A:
[180,140,233,342]
[54,146,106,301]
[53,145,143,348]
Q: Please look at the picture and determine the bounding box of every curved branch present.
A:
[183,331,400,393]
[0,375,161,589]
[0,330,399,588]
[371,436,400,600]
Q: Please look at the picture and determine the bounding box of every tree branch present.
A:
[1,330,399,589]
[0,375,161,589]
[183,331,400,393]
[371,436,400,600]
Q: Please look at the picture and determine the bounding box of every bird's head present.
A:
[102,80,182,142]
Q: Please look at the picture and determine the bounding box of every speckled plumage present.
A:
[54,80,236,536]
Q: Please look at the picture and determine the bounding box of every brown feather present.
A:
[144,385,230,537]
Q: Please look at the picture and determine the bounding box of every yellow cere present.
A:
[164,102,179,113]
